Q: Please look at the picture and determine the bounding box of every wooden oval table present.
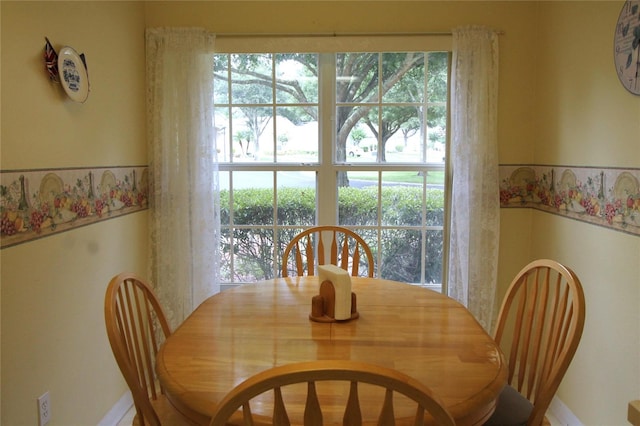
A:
[156,276,506,425]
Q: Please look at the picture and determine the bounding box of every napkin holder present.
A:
[309,265,359,323]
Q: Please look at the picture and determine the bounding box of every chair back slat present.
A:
[273,387,291,426]
[132,283,159,400]
[556,287,573,360]
[282,226,375,278]
[516,277,536,394]
[339,234,349,270]
[352,245,361,276]
[537,278,563,391]
[317,232,326,269]
[525,270,550,399]
[295,241,305,276]
[343,381,362,425]
[303,382,322,426]
[535,277,561,398]
[506,288,526,383]
[209,360,455,426]
[242,403,254,426]
[492,259,585,426]
[378,388,397,426]
[307,237,316,276]
[413,405,425,426]
[329,230,339,265]
[119,283,153,397]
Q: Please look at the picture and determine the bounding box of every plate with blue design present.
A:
[57,46,89,103]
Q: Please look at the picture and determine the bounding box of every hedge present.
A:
[220,186,445,284]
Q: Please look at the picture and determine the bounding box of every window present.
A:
[214,36,450,291]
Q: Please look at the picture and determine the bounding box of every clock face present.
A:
[614,0,640,95]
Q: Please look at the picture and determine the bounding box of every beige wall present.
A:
[528,2,640,424]
[1,1,638,425]
[1,1,147,425]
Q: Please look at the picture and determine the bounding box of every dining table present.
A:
[156,276,507,425]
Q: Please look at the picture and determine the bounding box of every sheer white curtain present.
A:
[146,28,220,329]
[447,26,500,331]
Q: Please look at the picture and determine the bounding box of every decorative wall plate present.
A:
[57,46,89,103]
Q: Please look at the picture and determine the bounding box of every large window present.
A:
[214,38,450,291]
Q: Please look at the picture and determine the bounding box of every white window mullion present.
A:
[317,53,337,225]
[215,46,450,289]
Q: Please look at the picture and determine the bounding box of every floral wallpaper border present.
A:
[500,165,640,237]
[1,166,148,249]
[2,164,637,248]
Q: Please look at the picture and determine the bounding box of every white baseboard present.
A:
[97,391,133,426]
[549,395,583,426]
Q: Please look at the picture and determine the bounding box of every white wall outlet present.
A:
[37,391,51,426]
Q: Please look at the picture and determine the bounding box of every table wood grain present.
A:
[156,276,507,425]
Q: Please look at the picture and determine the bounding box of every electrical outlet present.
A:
[37,391,51,426]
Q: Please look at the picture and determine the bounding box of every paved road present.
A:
[220,171,443,190]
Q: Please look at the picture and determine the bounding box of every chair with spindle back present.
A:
[209,360,456,426]
[281,226,374,278]
[485,259,586,426]
[104,272,194,426]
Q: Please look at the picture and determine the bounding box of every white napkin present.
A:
[318,265,352,320]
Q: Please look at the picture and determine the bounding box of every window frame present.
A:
[214,35,452,291]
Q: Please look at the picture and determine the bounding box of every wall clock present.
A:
[614,0,640,95]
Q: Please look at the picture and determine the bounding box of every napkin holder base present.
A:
[309,280,359,323]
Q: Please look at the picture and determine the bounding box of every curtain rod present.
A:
[215,30,504,39]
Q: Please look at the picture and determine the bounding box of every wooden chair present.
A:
[209,360,455,426]
[104,272,194,426]
[281,226,374,278]
[485,259,586,426]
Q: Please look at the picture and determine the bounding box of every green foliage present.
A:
[277,187,316,225]
[220,187,445,284]
[214,51,448,169]
[349,127,367,144]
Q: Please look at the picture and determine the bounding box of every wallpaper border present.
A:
[1,166,149,249]
[2,164,637,249]
[500,164,640,237]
